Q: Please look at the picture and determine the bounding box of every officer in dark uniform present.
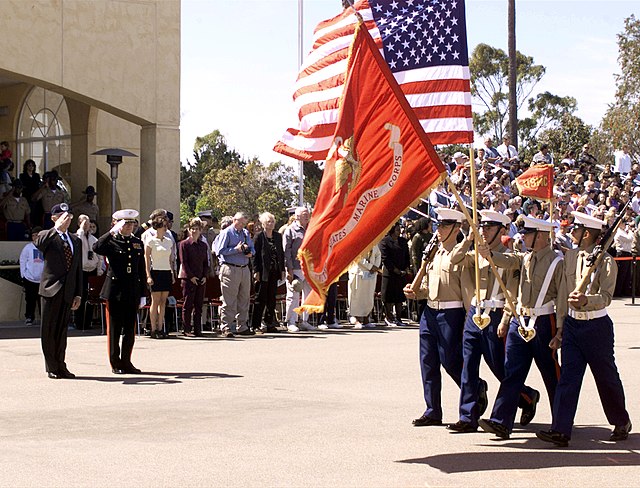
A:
[93,209,146,374]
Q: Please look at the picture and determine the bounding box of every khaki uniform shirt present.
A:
[451,240,520,311]
[71,201,99,222]
[37,188,64,212]
[415,243,463,302]
[1,196,30,222]
[518,246,567,330]
[564,245,616,313]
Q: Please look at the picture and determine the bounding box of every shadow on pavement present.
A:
[397,428,640,472]
[74,371,242,385]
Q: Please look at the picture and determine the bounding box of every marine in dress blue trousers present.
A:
[459,305,539,427]
[489,313,560,432]
[420,304,465,420]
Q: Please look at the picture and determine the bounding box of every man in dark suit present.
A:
[35,203,83,379]
[93,209,146,374]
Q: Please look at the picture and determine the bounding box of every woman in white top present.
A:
[348,244,382,328]
[75,214,104,330]
[145,215,175,338]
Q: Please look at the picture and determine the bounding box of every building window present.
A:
[16,87,71,175]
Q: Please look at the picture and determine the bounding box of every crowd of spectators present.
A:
[12,136,640,333]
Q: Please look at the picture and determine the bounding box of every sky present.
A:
[180,0,637,167]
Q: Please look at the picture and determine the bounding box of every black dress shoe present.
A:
[412,415,442,427]
[610,420,632,441]
[112,368,125,375]
[122,365,142,374]
[477,380,489,417]
[478,419,510,439]
[447,420,478,433]
[536,429,569,447]
[47,372,60,379]
[237,328,255,336]
[59,369,76,379]
[520,389,540,426]
[266,326,280,333]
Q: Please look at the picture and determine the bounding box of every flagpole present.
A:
[298,0,305,206]
[468,147,488,328]
[444,175,525,330]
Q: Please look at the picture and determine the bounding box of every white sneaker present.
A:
[349,316,358,325]
[299,321,317,331]
[353,321,364,329]
[318,324,329,330]
[287,323,300,333]
[384,318,397,327]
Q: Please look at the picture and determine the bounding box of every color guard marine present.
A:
[448,210,539,433]
[536,211,631,446]
[405,208,488,427]
[479,215,567,439]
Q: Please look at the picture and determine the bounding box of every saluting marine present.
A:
[93,209,146,374]
[479,215,567,440]
[405,208,487,427]
[537,211,631,446]
[448,210,539,433]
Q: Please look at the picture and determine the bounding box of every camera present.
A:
[240,243,251,255]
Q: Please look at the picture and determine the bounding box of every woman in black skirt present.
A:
[144,215,175,338]
[379,222,410,326]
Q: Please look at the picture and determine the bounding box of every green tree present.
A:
[303,161,323,208]
[180,130,244,219]
[470,43,546,140]
[598,15,640,158]
[536,114,593,161]
[196,159,296,226]
[518,92,580,159]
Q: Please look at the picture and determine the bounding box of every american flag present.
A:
[274,0,474,161]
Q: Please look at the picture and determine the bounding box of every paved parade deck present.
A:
[1,299,638,487]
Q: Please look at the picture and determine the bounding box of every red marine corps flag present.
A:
[297,23,446,311]
[515,164,554,201]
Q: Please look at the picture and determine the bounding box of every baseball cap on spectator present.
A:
[51,203,69,215]
[453,151,468,160]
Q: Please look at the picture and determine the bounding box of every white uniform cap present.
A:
[633,187,640,194]
[453,151,468,160]
[435,207,464,223]
[112,209,139,221]
[571,211,605,230]
[521,215,555,232]
[479,209,511,227]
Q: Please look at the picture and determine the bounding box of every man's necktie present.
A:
[61,233,72,270]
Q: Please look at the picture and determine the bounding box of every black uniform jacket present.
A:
[93,231,146,301]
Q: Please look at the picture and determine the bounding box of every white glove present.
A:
[110,220,126,235]
[139,297,146,309]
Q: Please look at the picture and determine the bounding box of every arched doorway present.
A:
[16,87,71,176]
